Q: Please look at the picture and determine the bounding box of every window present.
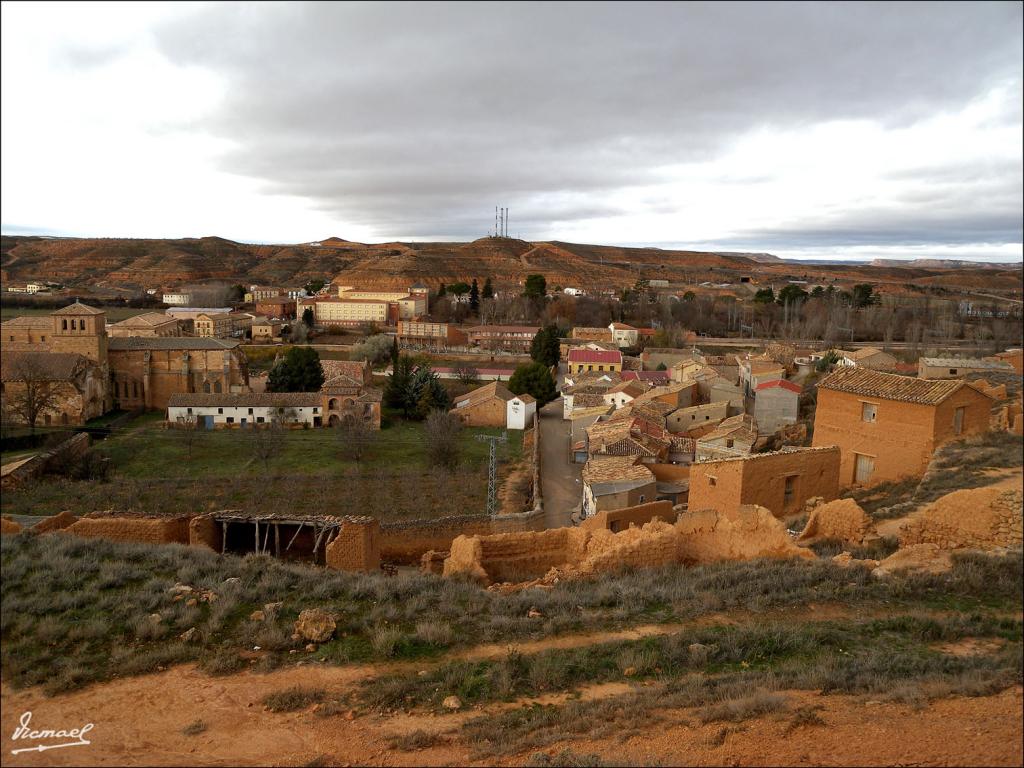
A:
[638,495,645,503]
[953,406,965,436]
[248,408,254,414]
[226,417,234,424]
[214,381,222,393]
[41,336,45,342]
[950,369,957,375]
[62,319,68,330]
[726,438,734,448]
[217,408,223,414]
[861,402,877,422]
[783,475,798,507]
[133,382,138,397]
[187,408,193,414]
[257,416,265,423]
[708,476,717,487]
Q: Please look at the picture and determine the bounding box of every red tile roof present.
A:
[621,370,671,383]
[755,378,802,394]
[568,349,623,364]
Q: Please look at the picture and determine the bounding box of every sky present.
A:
[1,1,1022,262]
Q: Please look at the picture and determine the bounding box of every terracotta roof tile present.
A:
[817,367,992,405]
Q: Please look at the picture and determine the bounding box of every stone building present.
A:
[450,381,536,429]
[812,367,995,486]
[194,312,234,338]
[106,312,181,338]
[1,302,251,414]
[1,350,111,426]
[689,446,840,518]
[582,455,658,517]
[752,378,801,433]
[321,376,382,429]
[917,356,1015,379]
[255,297,297,319]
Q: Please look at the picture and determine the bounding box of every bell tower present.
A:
[51,301,108,363]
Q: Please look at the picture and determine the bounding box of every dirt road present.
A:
[539,398,581,528]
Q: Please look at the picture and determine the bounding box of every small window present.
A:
[953,406,965,436]
[861,402,877,423]
[226,417,234,424]
[638,495,645,503]
[784,475,798,507]
[248,408,254,414]
[257,416,265,423]
[708,476,717,487]
[217,408,223,414]
[62,319,68,330]
[726,438,734,448]
[41,335,45,342]
[950,368,957,375]
[187,408,192,414]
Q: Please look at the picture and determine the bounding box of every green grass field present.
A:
[0,415,525,521]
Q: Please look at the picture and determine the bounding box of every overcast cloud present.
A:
[1,1,1021,260]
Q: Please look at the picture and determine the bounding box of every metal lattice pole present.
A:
[476,432,508,515]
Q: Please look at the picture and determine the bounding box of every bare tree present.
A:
[424,410,462,471]
[337,414,377,464]
[179,415,201,460]
[452,360,480,385]
[251,415,287,472]
[4,355,63,431]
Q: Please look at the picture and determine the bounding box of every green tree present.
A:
[437,282,447,297]
[530,325,561,367]
[523,274,547,299]
[384,355,450,419]
[682,291,696,301]
[449,281,471,296]
[815,350,840,372]
[304,278,326,294]
[350,333,393,366]
[753,287,776,304]
[469,278,480,313]
[267,347,324,392]
[777,284,809,305]
[384,355,416,414]
[301,307,315,326]
[509,362,558,406]
[656,362,668,371]
[852,283,878,308]
[390,335,400,369]
[482,277,494,299]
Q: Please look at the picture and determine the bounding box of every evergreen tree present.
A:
[523,274,547,299]
[469,278,480,314]
[530,325,561,368]
[482,277,494,299]
[267,347,324,392]
[384,355,416,414]
[301,307,315,326]
[390,335,400,369]
[508,362,558,406]
[437,282,447,297]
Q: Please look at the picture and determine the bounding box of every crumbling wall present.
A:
[325,517,381,572]
[576,521,680,575]
[444,527,589,583]
[899,484,1023,551]
[1,516,21,535]
[30,511,80,534]
[380,508,545,564]
[580,500,675,532]
[63,516,190,545]
[675,505,816,564]
[188,514,220,550]
[797,498,877,545]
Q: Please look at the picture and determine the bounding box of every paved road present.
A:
[539,397,582,528]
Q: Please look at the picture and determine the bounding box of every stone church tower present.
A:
[51,301,109,363]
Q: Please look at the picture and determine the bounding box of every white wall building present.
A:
[167,393,323,428]
[506,394,537,430]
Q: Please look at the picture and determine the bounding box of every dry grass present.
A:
[262,686,326,712]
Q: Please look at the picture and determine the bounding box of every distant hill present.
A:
[1,234,1019,297]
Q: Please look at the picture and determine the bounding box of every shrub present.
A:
[262,686,326,712]
[182,719,208,736]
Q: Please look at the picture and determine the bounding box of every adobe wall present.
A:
[647,463,691,483]
[63,516,191,545]
[593,480,659,514]
[931,387,993,448]
[379,508,546,564]
[444,526,589,583]
[580,500,675,532]
[453,398,506,428]
[812,388,937,485]
[30,511,80,534]
[325,518,381,572]
[188,514,221,550]
[675,505,816,564]
[686,459,745,516]
[666,401,729,433]
[797,498,877,545]
[899,483,1023,551]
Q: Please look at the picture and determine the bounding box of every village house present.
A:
[570,326,615,343]
[567,348,623,375]
[321,377,382,429]
[917,356,1015,379]
[255,297,297,320]
[194,312,234,339]
[450,381,536,429]
[621,369,672,386]
[752,378,801,433]
[665,401,731,434]
[836,347,898,371]
[602,379,649,409]
[688,446,841,518]
[397,320,468,350]
[586,416,670,462]
[989,348,1023,375]
[581,455,658,517]
[251,317,284,342]
[245,286,284,303]
[465,324,540,353]
[642,347,701,371]
[737,355,786,398]
[321,359,373,386]
[106,312,181,338]
[695,414,759,460]
[608,322,640,348]
[812,367,995,486]
[168,392,322,428]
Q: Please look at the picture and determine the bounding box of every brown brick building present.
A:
[812,368,994,486]
[689,446,840,518]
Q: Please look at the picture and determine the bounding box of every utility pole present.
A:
[476,431,508,515]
